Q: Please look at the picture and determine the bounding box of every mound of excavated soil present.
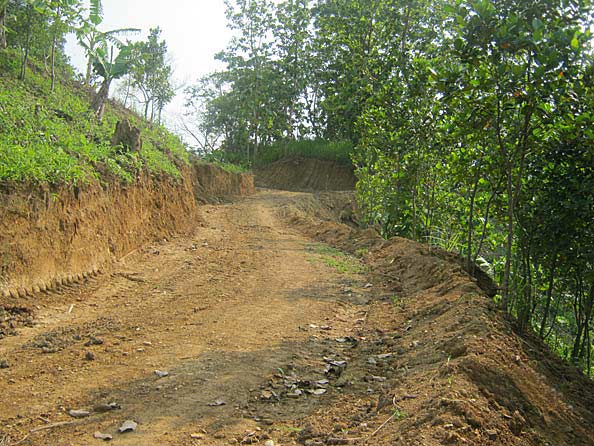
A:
[273,191,594,446]
[255,158,357,191]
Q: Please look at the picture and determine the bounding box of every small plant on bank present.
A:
[307,243,366,275]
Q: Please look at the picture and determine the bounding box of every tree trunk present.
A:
[85,57,93,85]
[517,241,532,330]
[253,108,259,161]
[572,321,585,362]
[0,4,7,49]
[123,78,131,107]
[19,5,34,81]
[411,181,418,240]
[586,320,592,377]
[50,6,61,92]
[92,78,112,120]
[576,283,594,361]
[51,40,56,91]
[466,172,480,273]
[539,254,558,339]
[501,166,514,312]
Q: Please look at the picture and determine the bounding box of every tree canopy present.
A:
[187,0,594,376]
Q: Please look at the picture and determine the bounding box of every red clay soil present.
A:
[0,163,254,300]
[255,158,357,191]
[193,163,255,203]
[0,189,593,446]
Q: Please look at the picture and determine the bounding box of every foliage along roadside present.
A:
[192,0,594,377]
[0,49,188,185]
[203,139,354,168]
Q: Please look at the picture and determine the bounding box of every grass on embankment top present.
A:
[256,140,354,166]
[0,50,189,186]
[205,139,354,168]
[306,242,366,275]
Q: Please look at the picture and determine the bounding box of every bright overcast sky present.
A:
[65,0,231,127]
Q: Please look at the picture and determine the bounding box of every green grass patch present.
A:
[255,139,354,166]
[204,139,354,169]
[307,243,366,274]
[276,426,303,433]
[192,156,251,174]
[355,247,369,258]
[0,50,188,185]
[213,161,250,174]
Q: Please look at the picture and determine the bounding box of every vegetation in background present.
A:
[203,139,353,168]
[189,0,594,376]
[191,156,249,174]
[124,27,174,124]
[0,0,184,184]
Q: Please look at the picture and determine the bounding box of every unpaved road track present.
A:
[0,190,382,445]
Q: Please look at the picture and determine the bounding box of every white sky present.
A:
[65,0,231,127]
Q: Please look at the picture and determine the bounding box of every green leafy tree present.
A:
[128,27,173,122]
[444,0,591,310]
[46,0,82,91]
[216,0,277,161]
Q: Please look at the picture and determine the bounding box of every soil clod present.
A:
[118,420,138,433]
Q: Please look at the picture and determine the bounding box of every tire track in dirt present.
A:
[0,191,381,445]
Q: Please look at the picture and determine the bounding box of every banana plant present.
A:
[76,0,139,85]
[90,43,133,119]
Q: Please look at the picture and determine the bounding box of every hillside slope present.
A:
[0,51,187,185]
[0,51,254,301]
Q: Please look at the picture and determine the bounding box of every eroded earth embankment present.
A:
[255,157,357,191]
[0,164,254,301]
[0,162,593,446]
[272,191,594,446]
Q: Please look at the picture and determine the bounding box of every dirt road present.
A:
[0,190,384,445]
[3,189,594,446]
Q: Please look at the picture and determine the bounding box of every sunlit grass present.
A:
[0,50,188,185]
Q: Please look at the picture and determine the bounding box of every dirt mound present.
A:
[255,158,357,191]
[273,191,594,446]
[275,191,496,297]
[0,163,254,300]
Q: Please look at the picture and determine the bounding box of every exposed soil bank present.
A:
[193,162,255,203]
[0,164,254,299]
[255,157,357,191]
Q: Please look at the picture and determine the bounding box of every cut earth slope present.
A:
[1,186,592,446]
